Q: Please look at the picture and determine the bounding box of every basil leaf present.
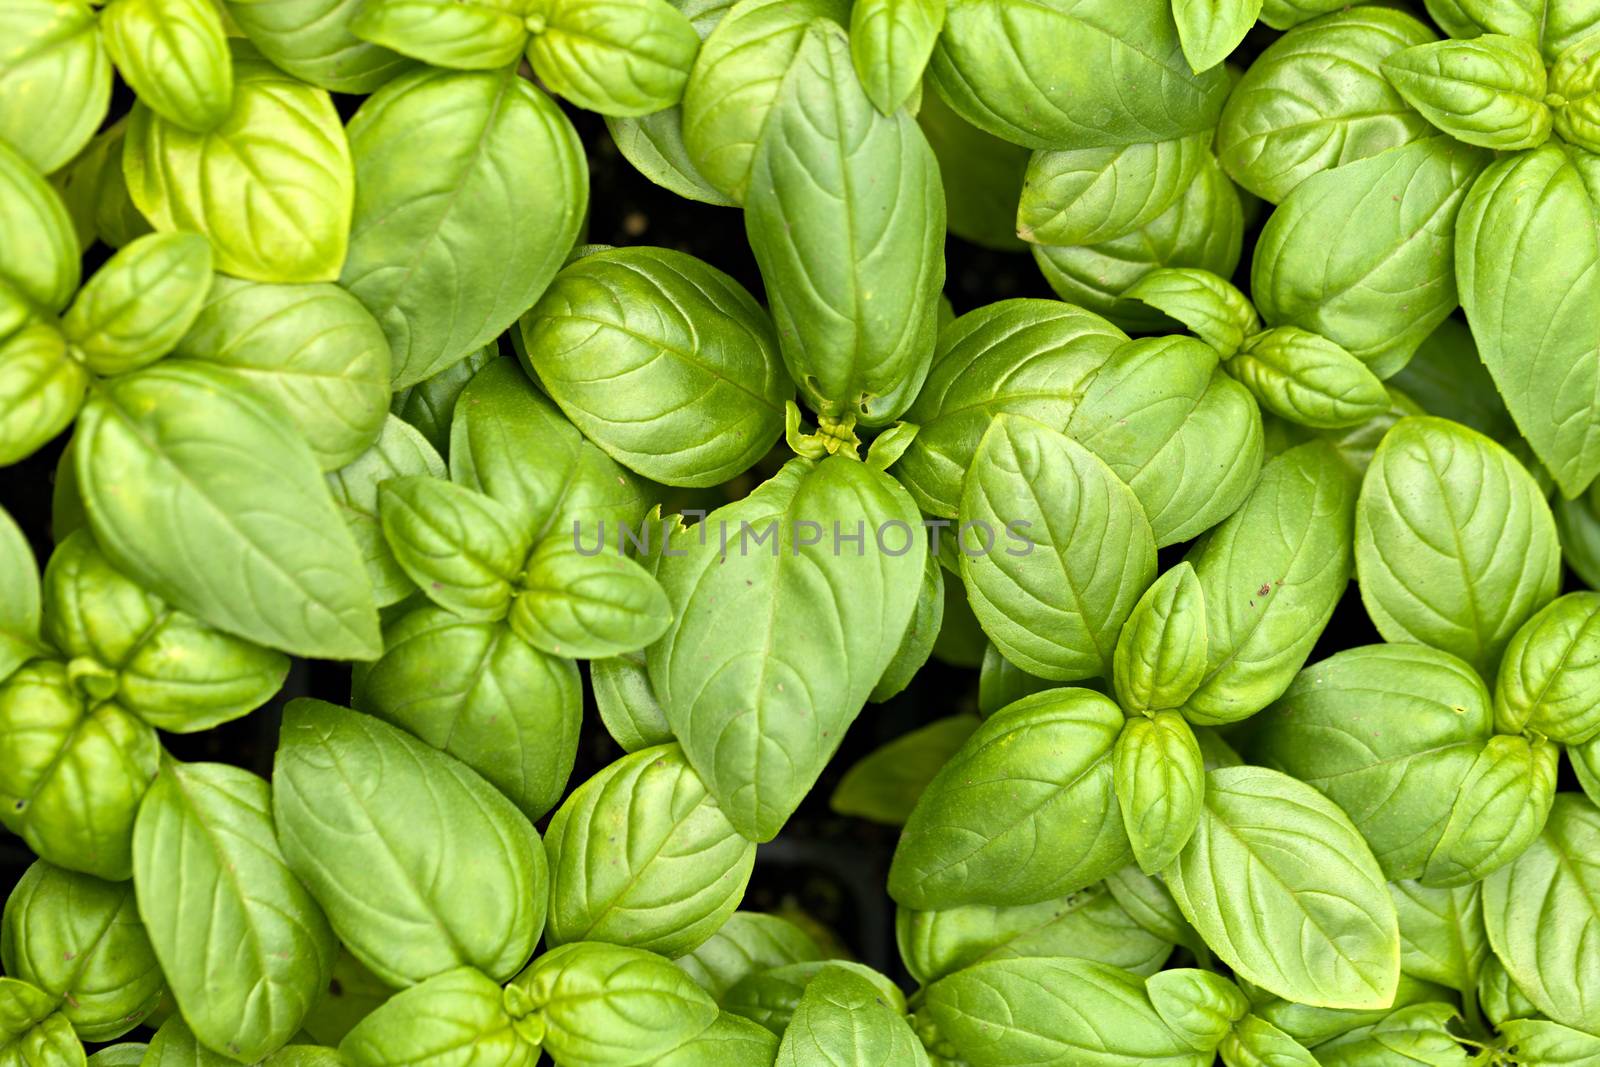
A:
[355,604,580,820]
[544,743,755,958]
[648,456,924,841]
[1495,592,1600,744]
[1381,34,1551,150]
[960,413,1156,681]
[850,0,943,114]
[338,966,534,1067]
[656,1011,778,1066]
[132,760,336,1061]
[897,880,1172,986]
[341,67,586,388]
[1166,766,1401,1010]
[1311,1002,1478,1066]
[0,505,41,684]
[77,361,381,659]
[744,20,943,428]
[1221,1014,1319,1067]
[450,359,651,543]
[1251,137,1488,378]
[674,911,826,1001]
[775,964,930,1066]
[1217,8,1439,203]
[1173,0,1263,73]
[1018,134,1209,247]
[0,860,163,1042]
[0,661,159,881]
[977,642,1054,715]
[325,415,447,607]
[1497,1019,1600,1064]
[1105,865,1201,952]
[525,0,701,117]
[1227,327,1390,429]
[1424,733,1557,887]
[924,957,1207,1066]
[0,977,84,1067]
[57,120,152,253]
[1182,440,1356,724]
[871,547,944,702]
[87,1044,147,1066]
[831,714,979,826]
[1423,0,1599,63]
[390,343,494,455]
[1355,416,1560,677]
[520,245,788,487]
[894,298,1127,517]
[61,233,213,377]
[101,0,233,133]
[349,0,528,71]
[1388,316,1517,441]
[378,476,529,621]
[171,275,392,469]
[928,0,1229,151]
[1146,968,1249,1052]
[917,85,1030,250]
[1123,268,1260,359]
[507,942,718,1066]
[0,322,86,468]
[141,1017,229,1067]
[0,137,80,311]
[889,688,1128,910]
[222,0,415,93]
[0,0,108,173]
[727,959,908,1035]
[1552,34,1600,153]
[592,651,672,753]
[1248,643,1494,881]
[511,539,672,659]
[1112,562,1207,714]
[1068,335,1264,546]
[1456,143,1600,496]
[123,44,353,284]
[272,699,547,986]
[1114,710,1205,876]
[1389,880,1487,994]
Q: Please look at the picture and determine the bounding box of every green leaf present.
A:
[1250,137,1488,378]
[0,322,87,468]
[54,120,151,253]
[916,86,1030,250]
[674,911,826,1001]
[1113,711,1205,875]
[0,977,83,1067]
[928,0,1229,150]
[350,0,527,70]
[959,414,1156,681]
[76,361,381,659]
[924,957,1208,1066]
[897,881,1173,987]
[775,964,930,1067]
[222,0,415,93]
[1146,968,1249,1052]
[1552,35,1600,153]
[0,661,159,881]
[325,415,447,607]
[101,0,233,133]
[1166,766,1401,1009]
[1068,335,1264,546]
[510,539,672,659]
[0,505,41,684]
[1388,880,1487,994]
[341,67,586,388]
[1381,34,1550,150]
[726,960,908,1036]
[1388,317,1517,442]
[123,44,352,283]
[390,343,494,455]
[1220,1015,1319,1067]
[378,476,529,621]
[976,642,1054,716]
[1216,8,1439,203]
[526,0,701,117]
[0,0,109,174]
[1112,563,1208,714]
[870,546,944,702]
[519,245,788,488]
[1172,0,1263,73]
[140,1017,232,1067]
[61,233,213,377]
[1495,592,1600,744]
[449,359,650,542]
[354,603,581,820]
[1123,268,1259,359]
[894,298,1127,517]
[648,457,924,841]
[1496,1019,1600,1065]
[338,967,534,1067]
[171,275,393,470]
[1355,416,1560,677]
[592,651,671,753]
[1031,152,1244,334]
[1226,327,1390,429]
[1422,0,1599,64]
[1105,865,1201,951]
[132,760,335,1062]
[508,942,718,1067]
[544,744,755,958]
[849,0,944,113]
[1310,1002,1480,1066]
[1424,733,1557,886]
[1018,135,1208,248]
[298,949,391,1047]
[744,20,943,427]
[889,689,1128,909]
[1456,143,1600,496]
[272,699,547,986]
[86,1044,148,1067]
[0,137,80,312]
[0,860,163,1042]
[680,0,849,201]
[830,714,978,826]
[1181,440,1356,724]
[656,1011,779,1067]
